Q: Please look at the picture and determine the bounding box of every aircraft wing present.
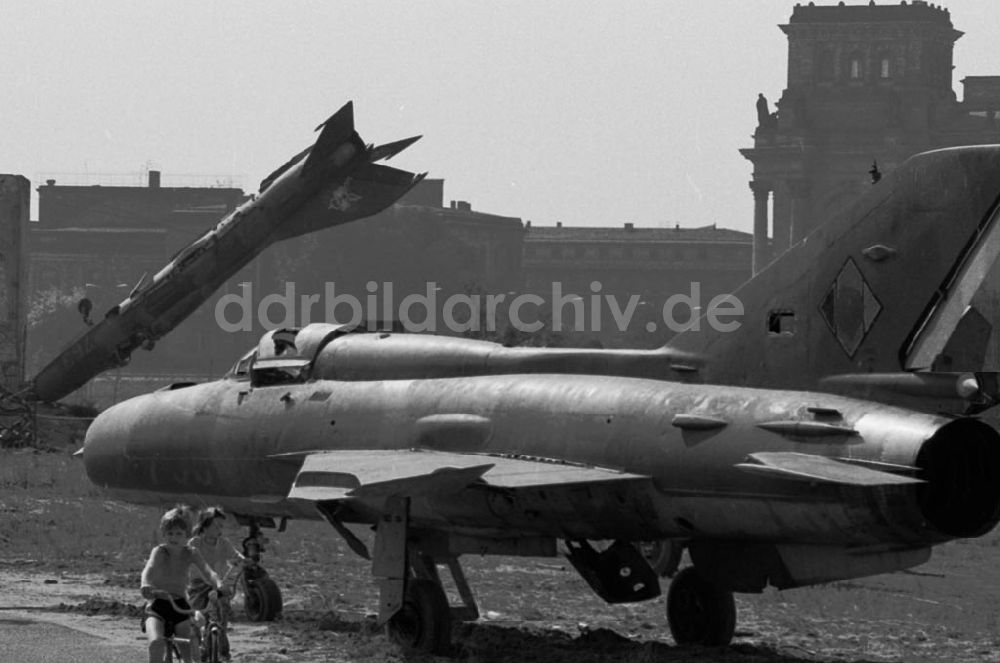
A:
[282,449,649,502]
[284,447,925,504]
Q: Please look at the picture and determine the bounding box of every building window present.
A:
[849,54,863,80]
[584,247,599,259]
[880,57,891,79]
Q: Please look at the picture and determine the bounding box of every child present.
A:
[187,506,242,662]
[141,507,221,663]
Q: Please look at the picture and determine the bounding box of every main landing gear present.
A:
[566,538,736,647]
[362,496,480,655]
[387,576,452,653]
[330,498,736,653]
[666,566,736,646]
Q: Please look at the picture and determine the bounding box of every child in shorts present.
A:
[140,507,221,663]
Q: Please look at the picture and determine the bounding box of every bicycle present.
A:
[197,591,227,663]
[140,592,196,663]
[189,578,234,663]
[145,591,225,663]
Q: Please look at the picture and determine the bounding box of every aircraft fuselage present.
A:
[83,373,1000,550]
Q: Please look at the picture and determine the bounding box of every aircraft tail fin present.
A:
[370,135,422,163]
[258,101,365,193]
[302,101,365,177]
[665,145,1000,411]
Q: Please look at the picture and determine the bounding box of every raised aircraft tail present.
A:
[665,145,1000,413]
[26,103,423,404]
[263,101,426,242]
[268,162,427,242]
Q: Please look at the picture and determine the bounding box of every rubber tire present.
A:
[386,578,452,655]
[666,566,736,646]
[243,576,283,622]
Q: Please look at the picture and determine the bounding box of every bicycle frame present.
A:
[199,596,226,663]
[152,594,210,663]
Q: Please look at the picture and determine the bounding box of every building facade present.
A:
[743,1,1000,273]
[0,176,29,391]
[36,1,1000,401]
[26,173,251,384]
[523,223,751,346]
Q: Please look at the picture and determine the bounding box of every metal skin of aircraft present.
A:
[27,101,425,404]
[80,142,1000,655]
[668,145,1000,414]
[252,146,1000,417]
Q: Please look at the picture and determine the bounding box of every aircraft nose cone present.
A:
[81,401,133,489]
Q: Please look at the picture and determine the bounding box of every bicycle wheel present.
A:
[205,624,222,663]
[166,636,183,662]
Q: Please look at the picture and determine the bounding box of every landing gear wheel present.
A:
[386,578,452,654]
[244,576,283,622]
[666,566,736,646]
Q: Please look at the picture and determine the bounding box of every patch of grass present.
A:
[0,448,97,495]
[0,448,159,566]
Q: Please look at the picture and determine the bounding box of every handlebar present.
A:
[149,589,220,615]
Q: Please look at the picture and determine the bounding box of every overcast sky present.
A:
[3,1,998,233]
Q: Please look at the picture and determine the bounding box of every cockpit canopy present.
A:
[227,323,358,386]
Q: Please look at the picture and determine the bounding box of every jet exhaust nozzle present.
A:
[915,417,1000,538]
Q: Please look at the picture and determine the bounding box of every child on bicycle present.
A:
[141,506,222,663]
[187,506,243,662]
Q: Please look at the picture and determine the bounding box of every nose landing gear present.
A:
[234,518,284,622]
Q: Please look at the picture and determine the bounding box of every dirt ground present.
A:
[4,448,1000,662]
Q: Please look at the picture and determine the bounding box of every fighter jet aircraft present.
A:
[80,145,1000,653]
[28,101,425,404]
